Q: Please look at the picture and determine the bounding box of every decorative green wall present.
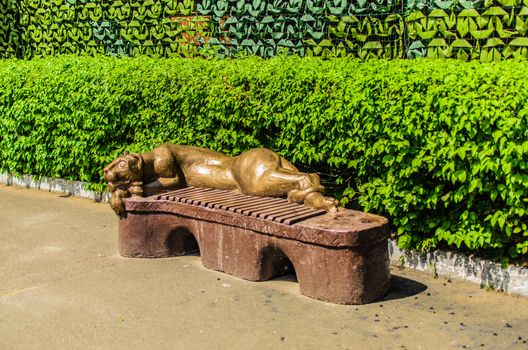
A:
[18,0,212,58]
[406,0,528,61]
[198,0,405,58]
[0,0,527,60]
[0,0,20,58]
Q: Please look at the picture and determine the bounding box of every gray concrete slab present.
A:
[0,184,527,350]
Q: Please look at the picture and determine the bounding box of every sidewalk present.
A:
[0,184,527,350]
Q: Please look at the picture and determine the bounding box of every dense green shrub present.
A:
[1,55,527,262]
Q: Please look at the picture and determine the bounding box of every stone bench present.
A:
[118,187,391,304]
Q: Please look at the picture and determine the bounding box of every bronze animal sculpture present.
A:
[103,144,338,215]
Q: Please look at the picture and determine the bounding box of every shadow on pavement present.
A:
[183,252,426,303]
[273,273,427,303]
[273,273,298,283]
[379,275,428,302]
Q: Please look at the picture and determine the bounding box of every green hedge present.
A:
[1,55,527,262]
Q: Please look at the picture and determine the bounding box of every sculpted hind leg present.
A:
[278,158,327,197]
[254,168,338,211]
[277,160,338,211]
[240,168,313,197]
[282,172,338,211]
[279,157,299,172]
[232,148,338,211]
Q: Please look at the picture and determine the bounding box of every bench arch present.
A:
[166,226,200,256]
[257,245,296,281]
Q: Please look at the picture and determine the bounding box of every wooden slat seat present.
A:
[157,187,327,225]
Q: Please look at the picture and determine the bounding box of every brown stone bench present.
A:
[118,187,391,304]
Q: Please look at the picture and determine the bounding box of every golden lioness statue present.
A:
[103,144,338,215]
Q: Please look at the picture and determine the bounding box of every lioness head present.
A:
[103,152,143,190]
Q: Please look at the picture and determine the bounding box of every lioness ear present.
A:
[123,151,130,155]
[128,153,143,170]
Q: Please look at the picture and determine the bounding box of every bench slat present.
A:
[155,187,326,225]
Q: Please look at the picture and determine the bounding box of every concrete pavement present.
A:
[0,184,527,350]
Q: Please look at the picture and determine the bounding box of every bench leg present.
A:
[281,240,390,304]
[198,222,265,281]
[118,213,199,258]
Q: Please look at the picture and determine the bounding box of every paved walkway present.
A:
[0,184,527,350]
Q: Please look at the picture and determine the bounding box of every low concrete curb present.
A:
[2,172,526,298]
[0,173,110,202]
[388,241,528,297]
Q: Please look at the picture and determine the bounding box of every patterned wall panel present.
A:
[17,0,212,59]
[1,0,527,60]
[406,0,528,61]
[0,0,20,58]
[197,0,404,58]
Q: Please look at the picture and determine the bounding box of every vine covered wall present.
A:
[0,0,527,60]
